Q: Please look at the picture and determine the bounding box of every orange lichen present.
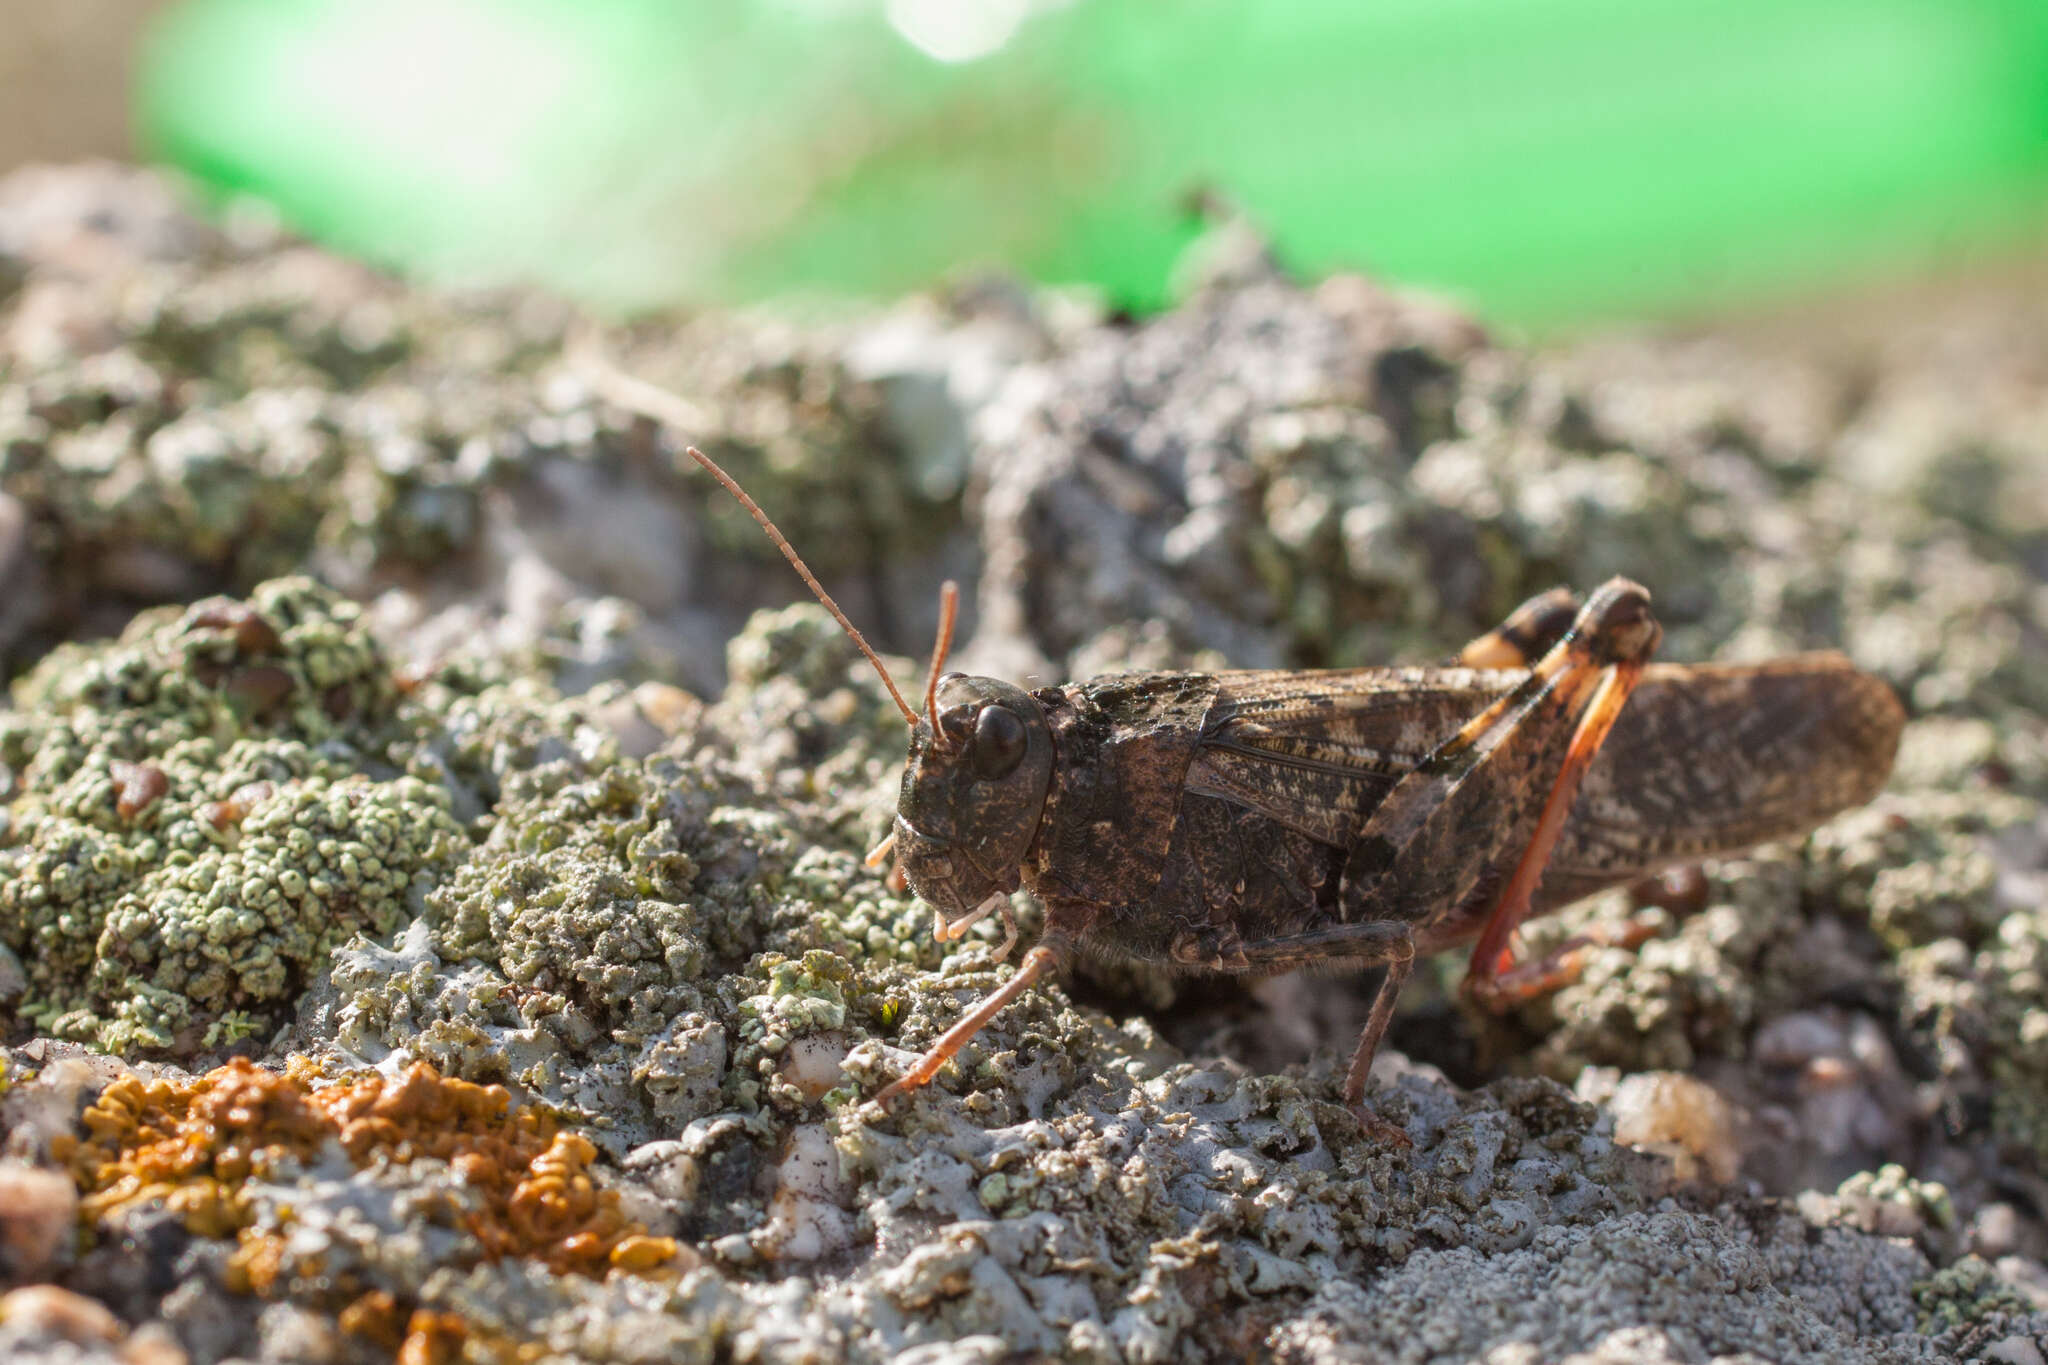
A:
[337,1291,545,1365]
[609,1234,684,1272]
[71,1059,678,1279]
[396,1309,469,1365]
[336,1290,405,1351]
[72,1061,329,1240]
[223,1232,300,1297]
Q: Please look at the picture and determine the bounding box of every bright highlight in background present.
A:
[886,0,1032,63]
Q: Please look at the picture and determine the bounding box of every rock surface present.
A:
[2,164,2045,1362]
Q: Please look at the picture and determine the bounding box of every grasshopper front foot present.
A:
[873,944,1063,1106]
[1346,1100,1415,1150]
[1462,911,1668,1013]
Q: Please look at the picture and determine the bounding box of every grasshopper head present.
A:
[893,673,1053,919]
[628,438,1044,931]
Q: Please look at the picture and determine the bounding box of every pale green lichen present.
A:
[76,774,462,1051]
[739,951,852,1057]
[1913,1255,2032,1335]
[784,848,941,971]
[1514,853,1804,1078]
[325,606,936,1139]
[706,600,918,820]
[732,949,853,1113]
[0,580,475,1052]
[429,760,710,1044]
[1813,790,2048,1168]
[1815,794,2037,955]
[1834,1164,1957,1238]
[1948,909,2048,1164]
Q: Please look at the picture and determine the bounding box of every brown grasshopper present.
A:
[582,354,1906,1137]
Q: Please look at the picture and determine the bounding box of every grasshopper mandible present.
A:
[583,354,1905,1138]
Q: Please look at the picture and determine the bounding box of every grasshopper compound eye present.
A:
[971,705,1028,780]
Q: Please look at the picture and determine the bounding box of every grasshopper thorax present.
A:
[893,673,1053,918]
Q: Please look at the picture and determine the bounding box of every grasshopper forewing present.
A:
[578,346,1905,1139]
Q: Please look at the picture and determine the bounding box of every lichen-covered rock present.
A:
[0,576,660,1062]
[0,163,961,697]
[0,581,470,1053]
[4,163,2046,1364]
[1268,1208,1935,1365]
[316,606,935,1145]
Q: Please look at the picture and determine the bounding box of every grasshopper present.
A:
[582,354,1906,1137]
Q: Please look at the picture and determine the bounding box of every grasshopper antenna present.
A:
[923,581,960,750]
[674,442,920,729]
[569,325,921,730]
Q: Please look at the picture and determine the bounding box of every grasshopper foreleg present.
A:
[876,943,1065,1104]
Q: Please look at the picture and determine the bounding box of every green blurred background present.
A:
[16,0,2048,330]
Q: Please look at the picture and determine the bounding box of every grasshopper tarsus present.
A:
[1463,912,1667,1012]
[582,345,1906,1142]
[1348,1100,1417,1150]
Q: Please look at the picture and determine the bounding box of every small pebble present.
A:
[1608,1073,1740,1185]
[0,1164,76,1283]
[1997,1255,2048,1312]
[1985,1336,2045,1365]
[756,1125,854,1262]
[1971,1203,2025,1259]
[0,1285,122,1343]
[109,761,169,821]
[779,1031,852,1102]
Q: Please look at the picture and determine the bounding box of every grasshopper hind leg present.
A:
[1462,644,1657,1011]
[1323,578,1659,1135]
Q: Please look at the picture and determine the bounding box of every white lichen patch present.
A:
[1604,1071,1741,1186]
